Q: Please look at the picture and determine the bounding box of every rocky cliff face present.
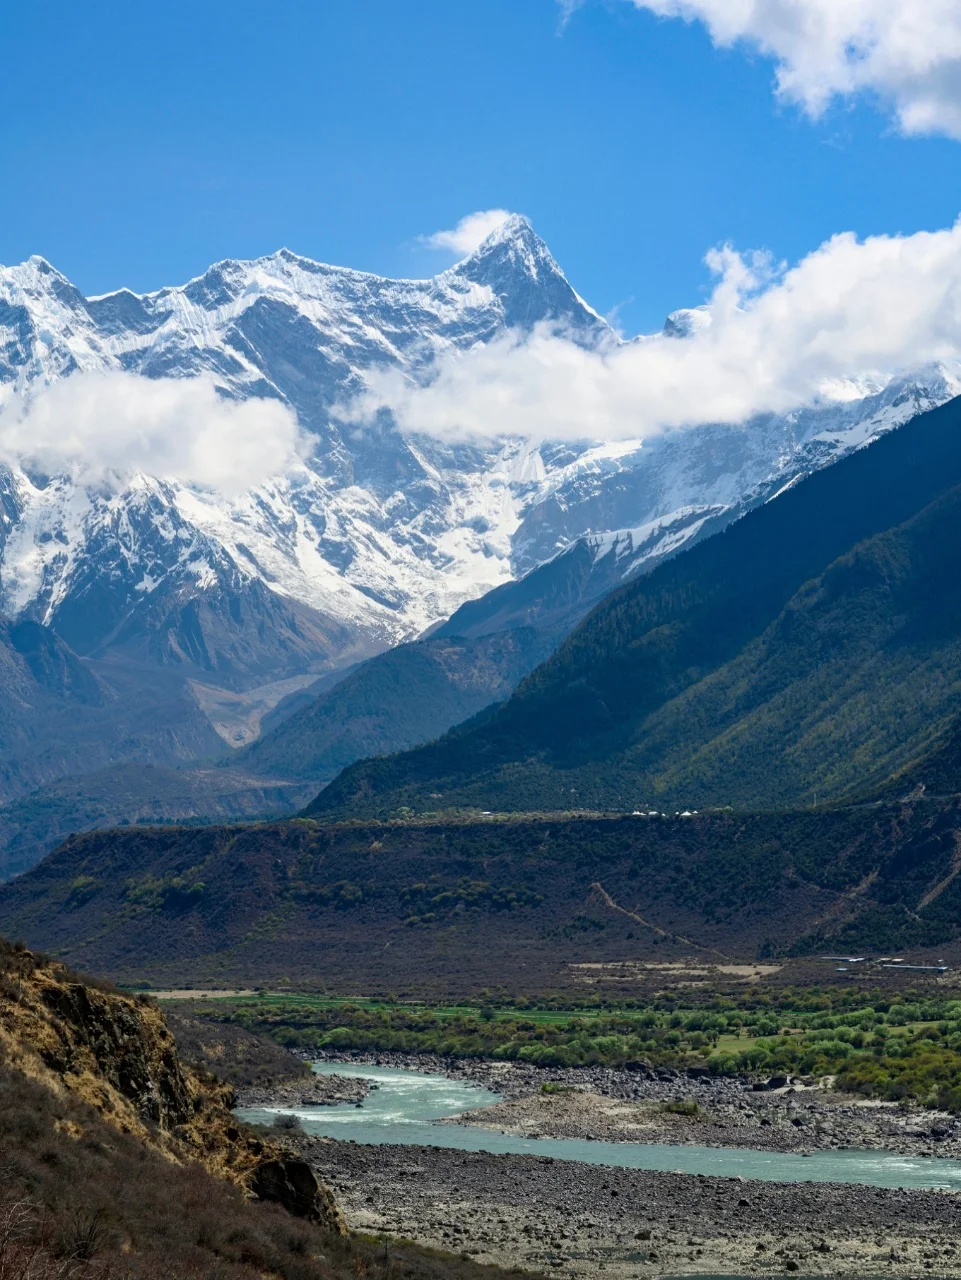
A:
[0,939,341,1229]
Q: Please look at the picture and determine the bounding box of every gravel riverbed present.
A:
[245,1054,961,1276]
[292,1133,961,1279]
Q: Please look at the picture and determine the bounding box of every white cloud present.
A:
[557,0,585,27]
[614,0,961,138]
[421,209,515,256]
[0,371,307,494]
[351,218,961,442]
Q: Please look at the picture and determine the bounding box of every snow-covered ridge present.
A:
[0,216,957,693]
[0,217,605,663]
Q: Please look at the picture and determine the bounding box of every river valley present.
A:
[236,1061,961,1278]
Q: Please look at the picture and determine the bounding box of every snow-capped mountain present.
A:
[0,218,612,684]
[437,365,961,645]
[512,361,961,576]
[0,215,958,729]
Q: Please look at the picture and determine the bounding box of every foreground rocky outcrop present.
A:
[0,942,550,1280]
[0,939,342,1228]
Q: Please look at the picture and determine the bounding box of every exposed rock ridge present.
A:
[0,940,342,1230]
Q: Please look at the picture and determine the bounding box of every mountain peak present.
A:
[0,256,88,326]
[663,307,712,339]
[460,213,552,267]
[477,212,536,247]
[444,215,609,338]
[446,213,565,298]
[1,254,75,296]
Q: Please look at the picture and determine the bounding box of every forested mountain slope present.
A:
[309,393,961,816]
[237,627,550,784]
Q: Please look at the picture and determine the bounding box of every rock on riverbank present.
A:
[237,1071,371,1110]
[446,1084,961,1156]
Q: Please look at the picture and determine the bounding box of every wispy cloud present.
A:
[0,372,308,494]
[421,209,515,256]
[351,219,961,442]
[605,0,961,139]
[556,0,585,29]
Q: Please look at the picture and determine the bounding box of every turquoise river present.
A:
[235,1062,961,1191]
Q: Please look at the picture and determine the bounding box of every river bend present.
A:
[235,1062,961,1190]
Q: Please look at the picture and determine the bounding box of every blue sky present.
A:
[3,0,961,334]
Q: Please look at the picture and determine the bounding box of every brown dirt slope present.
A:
[0,938,538,1280]
[0,937,340,1229]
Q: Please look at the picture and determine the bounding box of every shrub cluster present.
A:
[189,987,961,1110]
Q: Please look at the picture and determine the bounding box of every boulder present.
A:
[249,1156,344,1231]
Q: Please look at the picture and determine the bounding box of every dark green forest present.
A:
[186,986,961,1112]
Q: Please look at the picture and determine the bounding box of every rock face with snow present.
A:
[439,369,961,641]
[0,219,609,681]
[0,216,958,774]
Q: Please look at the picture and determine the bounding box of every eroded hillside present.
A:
[0,938,340,1225]
[6,805,961,993]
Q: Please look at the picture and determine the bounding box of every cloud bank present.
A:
[422,209,514,256]
[615,0,961,138]
[0,372,306,493]
[353,219,961,442]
